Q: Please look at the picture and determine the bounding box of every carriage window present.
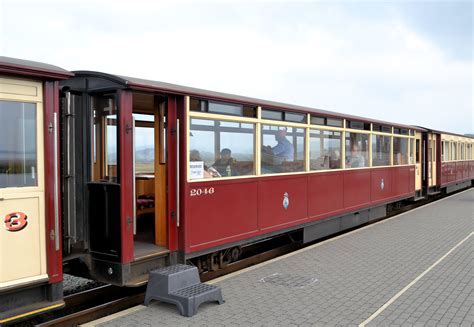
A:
[285,112,306,123]
[372,135,391,166]
[0,101,37,188]
[310,116,343,127]
[345,132,369,168]
[190,98,256,118]
[134,114,155,174]
[309,129,341,170]
[409,139,415,164]
[91,94,118,182]
[261,125,305,174]
[347,121,370,130]
[393,137,409,165]
[189,118,255,179]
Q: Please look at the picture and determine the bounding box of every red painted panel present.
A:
[344,170,371,209]
[308,172,343,218]
[370,169,393,202]
[456,162,463,181]
[44,81,62,283]
[392,166,410,195]
[259,176,308,230]
[186,181,258,251]
[463,161,469,180]
[470,161,474,178]
[440,163,448,185]
[119,90,134,264]
[448,163,456,183]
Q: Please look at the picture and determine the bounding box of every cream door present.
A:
[0,77,47,289]
[415,132,422,190]
[427,134,437,187]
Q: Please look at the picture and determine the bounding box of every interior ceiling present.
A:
[133,92,155,113]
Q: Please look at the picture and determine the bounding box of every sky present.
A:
[0,0,472,134]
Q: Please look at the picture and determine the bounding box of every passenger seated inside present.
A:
[190,149,217,178]
[211,148,236,176]
[262,128,294,165]
[346,144,365,168]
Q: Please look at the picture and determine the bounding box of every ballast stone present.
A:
[144,264,224,317]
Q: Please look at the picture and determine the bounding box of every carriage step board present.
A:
[144,264,224,317]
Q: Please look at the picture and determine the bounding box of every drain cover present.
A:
[259,273,318,288]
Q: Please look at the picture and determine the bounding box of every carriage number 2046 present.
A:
[190,187,215,197]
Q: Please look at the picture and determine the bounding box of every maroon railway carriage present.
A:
[57,71,441,286]
[1,57,473,324]
[0,57,72,323]
[429,129,474,193]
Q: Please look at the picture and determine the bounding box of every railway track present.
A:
[23,191,450,327]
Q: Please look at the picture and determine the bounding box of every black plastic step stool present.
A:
[144,264,224,317]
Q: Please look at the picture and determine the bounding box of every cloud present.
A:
[1,1,472,133]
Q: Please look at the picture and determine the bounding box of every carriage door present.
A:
[415,131,422,192]
[132,94,168,259]
[0,78,47,288]
[427,133,436,188]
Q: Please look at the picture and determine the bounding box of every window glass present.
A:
[345,132,369,168]
[347,121,365,130]
[382,126,392,133]
[0,101,37,188]
[327,118,343,127]
[91,94,118,182]
[261,109,283,121]
[190,98,206,112]
[311,116,325,125]
[189,118,255,179]
[372,135,391,166]
[261,125,305,174]
[190,98,256,117]
[134,113,154,174]
[285,112,306,123]
[393,137,409,165]
[208,101,243,116]
[310,129,341,170]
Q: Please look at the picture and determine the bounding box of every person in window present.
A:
[347,144,365,168]
[190,149,216,178]
[211,148,236,176]
[264,128,294,165]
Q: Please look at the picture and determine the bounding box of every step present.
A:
[144,264,224,317]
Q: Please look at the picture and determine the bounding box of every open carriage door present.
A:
[131,93,169,259]
[155,98,167,247]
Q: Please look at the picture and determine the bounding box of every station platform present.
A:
[90,189,473,326]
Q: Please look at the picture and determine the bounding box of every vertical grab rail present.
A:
[176,119,180,227]
[53,112,60,251]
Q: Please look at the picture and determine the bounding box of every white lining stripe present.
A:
[359,231,473,327]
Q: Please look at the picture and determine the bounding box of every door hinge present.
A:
[48,121,54,134]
